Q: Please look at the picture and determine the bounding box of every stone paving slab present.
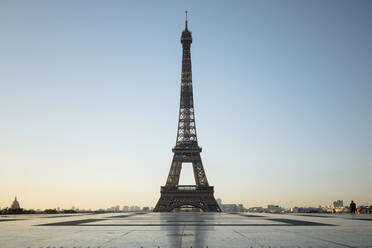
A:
[0,212,371,247]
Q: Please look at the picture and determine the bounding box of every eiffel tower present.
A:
[153,12,221,212]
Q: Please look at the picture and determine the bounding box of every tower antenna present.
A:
[185,10,188,29]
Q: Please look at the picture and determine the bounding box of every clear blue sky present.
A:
[0,0,371,209]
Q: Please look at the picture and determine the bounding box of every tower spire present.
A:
[185,10,188,30]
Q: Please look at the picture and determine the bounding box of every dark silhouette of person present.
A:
[350,200,356,214]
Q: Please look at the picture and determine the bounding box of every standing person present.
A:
[350,200,356,214]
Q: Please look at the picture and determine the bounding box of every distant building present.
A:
[267,205,283,213]
[292,207,324,213]
[215,199,245,212]
[142,207,150,212]
[220,204,237,212]
[222,204,245,212]
[333,200,344,208]
[106,205,121,212]
[10,196,21,210]
[122,206,129,212]
[129,206,141,212]
[248,207,264,213]
[357,206,372,214]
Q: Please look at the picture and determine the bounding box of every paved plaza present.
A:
[1,212,372,247]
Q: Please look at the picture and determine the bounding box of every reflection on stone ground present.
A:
[0,212,371,247]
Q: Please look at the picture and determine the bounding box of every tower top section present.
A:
[181,11,192,44]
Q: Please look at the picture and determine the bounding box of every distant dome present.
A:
[10,196,21,209]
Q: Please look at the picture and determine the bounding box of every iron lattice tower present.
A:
[154,12,221,212]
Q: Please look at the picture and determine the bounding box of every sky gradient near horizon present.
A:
[1,0,371,210]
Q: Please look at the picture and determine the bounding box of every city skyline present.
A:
[1,0,371,210]
[0,195,360,213]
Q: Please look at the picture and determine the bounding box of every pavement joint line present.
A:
[233,230,265,248]
[179,223,186,248]
[228,213,266,218]
[266,218,336,226]
[73,223,294,226]
[0,219,26,222]
[99,229,135,247]
[107,213,146,218]
[36,218,106,226]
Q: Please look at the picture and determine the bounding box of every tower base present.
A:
[153,185,221,212]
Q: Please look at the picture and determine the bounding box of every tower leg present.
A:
[165,155,182,188]
[191,153,209,186]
